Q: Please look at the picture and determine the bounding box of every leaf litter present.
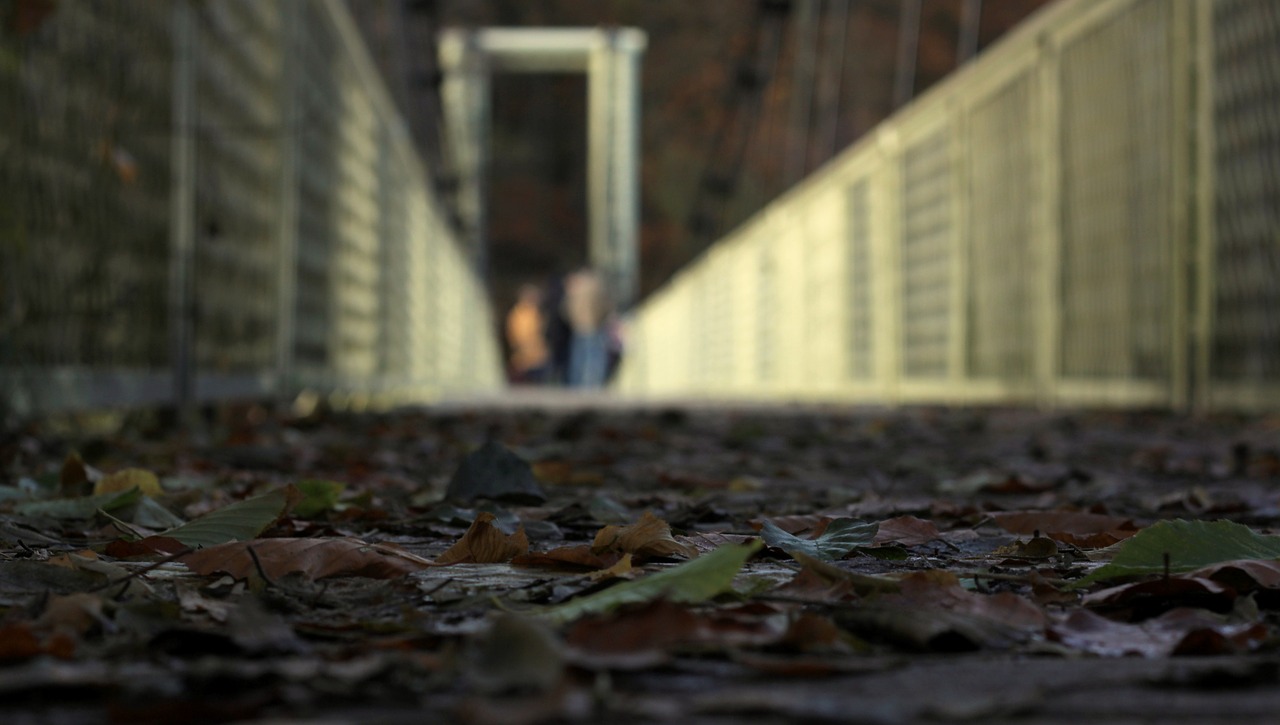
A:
[3,405,1280,722]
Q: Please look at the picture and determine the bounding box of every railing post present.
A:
[276,0,300,405]
[169,0,197,424]
[1034,34,1062,408]
[1191,0,1216,413]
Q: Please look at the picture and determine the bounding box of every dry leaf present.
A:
[511,545,622,571]
[591,511,696,559]
[181,537,435,580]
[436,512,529,565]
[873,515,942,546]
[588,552,634,582]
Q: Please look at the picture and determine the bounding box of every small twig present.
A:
[418,576,455,599]
[246,544,278,589]
[87,546,195,594]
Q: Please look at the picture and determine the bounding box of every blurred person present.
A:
[540,272,572,385]
[562,267,612,387]
[505,283,549,384]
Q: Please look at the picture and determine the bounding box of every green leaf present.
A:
[1074,519,1280,587]
[760,518,878,561]
[160,485,299,548]
[538,540,763,625]
[293,479,346,518]
[15,486,143,519]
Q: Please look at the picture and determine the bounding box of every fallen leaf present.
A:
[565,598,702,668]
[989,510,1136,536]
[838,571,1045,651]
[161,485,301,548]
[445,440,546,504]
[511,545,622,571]
[992,534,1060,560]
[436,512,530,565]
[1191,559,1280,592]
[59,451,100,497]
[539,540,763,625]
[786,550,899,596]
[1048,607,1267,657]
[1075,519,1280,587]
[760,518,877,561]
[566,599,786,667]
[989,510,1139,548]
[15,486,143,519]
[104,535,189,558]
[592,511,696,559]
[94,468,162,497]
[293,479,346,518]
[1081,576,1236,618]
[181,537,436,580]
[588,553,634,582]
[872,515,941,546]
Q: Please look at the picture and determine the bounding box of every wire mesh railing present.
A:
[0,0,502,418]
[617,0,1280,412]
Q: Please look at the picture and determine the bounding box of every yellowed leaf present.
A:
[94,468,162,497]
[587,552,634,582]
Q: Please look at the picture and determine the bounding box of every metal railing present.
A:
[616,0,1280,412]
[1,0,502,417]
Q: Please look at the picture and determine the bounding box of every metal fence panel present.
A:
[192,0,282,396]
[1209,0,1280,405]
[845,178,874,382]
[617,0,1280,412]
[1058,0,1174,384]
[899,128,953,380]
[1,0,501,418]
[1,2,173,412]
[965,75,1036,383]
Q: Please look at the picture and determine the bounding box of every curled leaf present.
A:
[592,511,696,559]
[761,517,878,562]
[436,512,529,565]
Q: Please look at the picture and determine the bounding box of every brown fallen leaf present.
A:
[989,510,1139,548]
[1048,607,1267,657]
[181,537,436,580]
[872,515,941,546]
[104,535,188,558]
[436,512,529,565]
[511,544,621,571]
[989,510,1135,536]
[1082,576,1236,618]
[566,598,785,668]
[1189,559,1280,592]
[592,511,697,559]
[59,451,101,497]
[839,570,1045,651]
